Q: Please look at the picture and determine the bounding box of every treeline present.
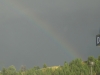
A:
[0,56,100,75]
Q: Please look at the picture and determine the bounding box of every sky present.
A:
[0,0,100,70]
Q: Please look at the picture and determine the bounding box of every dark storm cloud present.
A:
[29,0,100,59]
[33,0,100,58]
[0,0,100,69]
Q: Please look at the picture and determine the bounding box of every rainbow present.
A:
[3,0,82,60]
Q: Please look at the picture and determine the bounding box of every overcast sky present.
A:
[0,0,100,70]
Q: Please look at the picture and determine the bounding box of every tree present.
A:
[98,56,100,61]
[21,65,26,72]
[88,56,95,62]
[43,64,47,68]
[1,68,8,75]
[34,66,40,70]
[8,65,16,71]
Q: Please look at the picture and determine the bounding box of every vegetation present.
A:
[0,56,100,75]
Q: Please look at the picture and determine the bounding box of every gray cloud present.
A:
[0,0,100,69]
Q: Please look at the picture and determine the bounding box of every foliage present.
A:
[0,56,100,75]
